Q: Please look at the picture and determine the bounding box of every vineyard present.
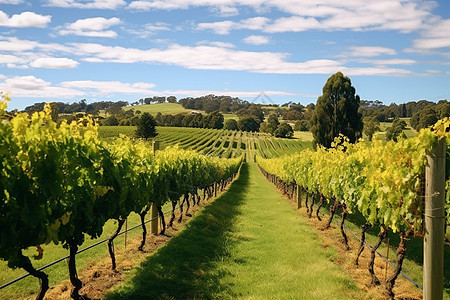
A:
[0,92,449,300]
[98,126,311,160]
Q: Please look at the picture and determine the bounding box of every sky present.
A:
[0,0,450,110]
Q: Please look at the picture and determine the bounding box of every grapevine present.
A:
[257,120,450,298]
[0,95,242,299]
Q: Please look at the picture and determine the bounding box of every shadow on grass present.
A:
[106,163,250,300]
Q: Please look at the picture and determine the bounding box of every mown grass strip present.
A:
[106,163,363,299]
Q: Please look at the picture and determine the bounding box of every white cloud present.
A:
[0,76,84,98]
[242,35,269,45]
[197,40,235,48]
[0,0,24,3]
[211,5,239,17]
[0,53,22,65]
[357,58,416,65]
[131,0,436,34]
[347,46,397,57]
[0,11,51,28]
[58,17,121,38]
[126,22,171,38]
[264,16,321,33]
[60,80,156,95]
[411,19,450,50]
[45,0,126,9]
[0,36,73,53]
[70,42,413,76]
[196,17,269,34]
[30,57,79,69]
[0,36,77,68]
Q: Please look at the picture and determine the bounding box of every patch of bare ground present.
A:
[284,196,423,300]
[41,184,233,300]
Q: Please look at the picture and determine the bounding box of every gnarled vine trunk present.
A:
[316,194,324,221]
[157,205,166,235]
[108,218,126,270]
[18,250,49,300]
[138,206,150,251]
[385,230,411,299]
[68,239,82,300]
[355,223,372,266]
[340,203,350,250]
[326,198,339,229]
[308,194,315,218]
[369,226,388,286]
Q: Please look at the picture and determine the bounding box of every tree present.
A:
[363,116,380,141]
[266,113,279,135]
[236,104,264,124]
[238,117,259,132]
[48,102,59,122]
[135,113,158,139]
[294,120,309,131]
[310,72,363,148]
[274,123,294,138]
[411,107,438,130]
[283,109,303,121]
[167,96,177,103]
[224,119,238,130]
[385,119,407,142]
[203,111,224,129]
[103,116,119,126]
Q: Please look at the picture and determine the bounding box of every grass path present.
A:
[106,163,363,299]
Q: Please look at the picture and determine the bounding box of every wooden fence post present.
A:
[296,185,302,209]
[150,204,158,234]
[424,137,446,300]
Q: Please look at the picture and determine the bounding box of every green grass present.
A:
[106,163,363,299]
[124,103,192,115]
[98,125,136,140]
[294,130,314,142]
[124,103,237,120]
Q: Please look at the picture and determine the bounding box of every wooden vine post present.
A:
[296,185,302,209]
[423,137,445,300]
[150,139,159,234]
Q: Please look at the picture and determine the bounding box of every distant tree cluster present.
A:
[259,114,294,138]
[155,111,224,129]
[178,94,251,114]
[23,99,128,116]
[358,99,450,123]
[137,96,175,105]
[410,101,450,131]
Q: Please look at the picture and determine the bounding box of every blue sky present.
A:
[1,0,449,110]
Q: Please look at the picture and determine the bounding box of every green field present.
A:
[124,103,237,120]
[124,103,192,115]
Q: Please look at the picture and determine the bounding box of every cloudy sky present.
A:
[1,0,449,110]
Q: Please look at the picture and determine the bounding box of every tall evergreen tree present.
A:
[310,72,363,147]
[135,112,158,139]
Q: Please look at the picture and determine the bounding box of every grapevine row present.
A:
[0,97,243,300]
[256,122,450,298]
